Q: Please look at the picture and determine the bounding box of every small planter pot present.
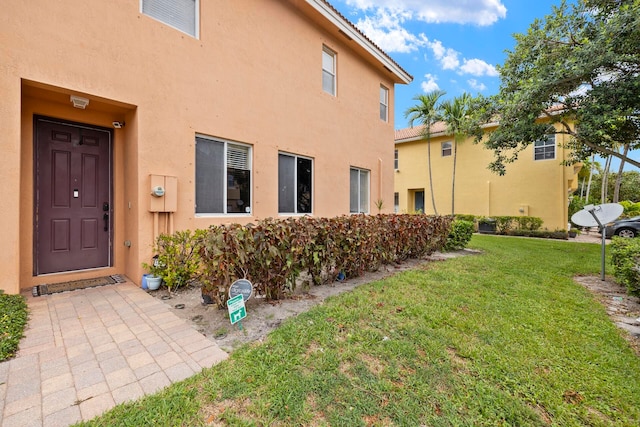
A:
[146,275,163,291]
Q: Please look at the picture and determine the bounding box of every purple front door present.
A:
[34,117,112,275]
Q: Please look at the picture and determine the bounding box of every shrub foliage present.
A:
[444,220,474,251]
[611,237,640,296]
[148,214,453,307]
[0,292,28,361]
[144,229,206,293]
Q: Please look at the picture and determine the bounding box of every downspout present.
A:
[487,180,491,216]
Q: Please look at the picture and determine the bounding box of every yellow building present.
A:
[0,0,411,294]
[394,122,581,230]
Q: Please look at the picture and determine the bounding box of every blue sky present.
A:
[330,0,639,171]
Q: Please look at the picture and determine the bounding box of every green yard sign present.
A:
[227,293,247,325]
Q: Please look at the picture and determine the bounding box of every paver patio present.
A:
[0,281,228,427]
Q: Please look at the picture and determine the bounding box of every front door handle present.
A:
[103,212,109,232]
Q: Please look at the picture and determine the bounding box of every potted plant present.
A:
[142,255,164,291]
[568,228,580,238]
[142,230,205,293]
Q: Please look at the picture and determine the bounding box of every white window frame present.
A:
[534,134,556,161]
[350,167,370,214]
[141,0,199,38]
[322,45,336,96]
[380,85,389,121]
[195,134,252,216]
[278,152,314,215]
[394,149,399,170]
[441,141,452,157]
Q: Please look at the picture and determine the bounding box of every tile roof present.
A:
[395,122,448,142]
[396,105,567,142]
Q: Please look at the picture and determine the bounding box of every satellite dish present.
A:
[571,203,623,282]
[571,203,623,227]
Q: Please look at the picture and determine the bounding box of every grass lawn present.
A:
[0,292,28,362]
[77,235,640,426]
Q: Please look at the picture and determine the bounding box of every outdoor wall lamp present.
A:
[70,95,89,109]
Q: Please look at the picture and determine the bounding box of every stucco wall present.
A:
[0,0,401,293]
[395,126,579,230]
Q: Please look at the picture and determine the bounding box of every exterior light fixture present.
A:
[70,95,89,109]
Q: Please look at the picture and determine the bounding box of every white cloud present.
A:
[355,9,428,53]
[342,0,501,79]
[345,0,507,26]
[467,79,487,91]
[426,39,460,70]
[459,59,499,76]
[421,74,440,92]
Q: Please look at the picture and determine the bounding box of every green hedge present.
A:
[455,214,544,232]
[611,237,640,296]
[147,214,454,308]
[505,229,568,239]
[200,214,453,307]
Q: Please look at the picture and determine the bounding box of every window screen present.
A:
[350,167,369,213]
[279,153,312,214]
[534,135,556,160]
[322,46,336,95]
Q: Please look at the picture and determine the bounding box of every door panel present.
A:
[35,117,112,275]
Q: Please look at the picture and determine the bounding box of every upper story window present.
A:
[534,135,556,160]
[380,85,389,121]
[350,167,369,214]
[195,135,251,215]
[279,153,313,214]
[322,46,336,96]
[141,0,199,38]
[441,141,452,157]
[394,149,399,170]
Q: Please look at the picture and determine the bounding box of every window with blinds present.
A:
[195,135,251,215]
[141,0,198,38]
[441,141,452,157]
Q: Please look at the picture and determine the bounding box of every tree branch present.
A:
[578,138,640,169]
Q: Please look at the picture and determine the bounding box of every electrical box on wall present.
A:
[149,175,177,212]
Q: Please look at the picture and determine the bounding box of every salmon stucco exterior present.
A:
[394,122,581,230]
[0,0,411,294]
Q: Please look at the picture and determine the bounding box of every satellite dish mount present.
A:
[570,203,623,281]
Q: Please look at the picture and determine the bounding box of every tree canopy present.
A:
[480,0,640,175]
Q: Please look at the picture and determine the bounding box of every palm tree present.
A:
[404,90,446,215]
[601,155,612,204]
[613,143,630,203]
[441,93,473,215]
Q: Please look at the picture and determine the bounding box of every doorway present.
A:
[34,116,113,275]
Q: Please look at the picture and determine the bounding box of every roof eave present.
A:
[305,0,413,85]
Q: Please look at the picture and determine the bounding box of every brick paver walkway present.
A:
[0,282,228,427]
